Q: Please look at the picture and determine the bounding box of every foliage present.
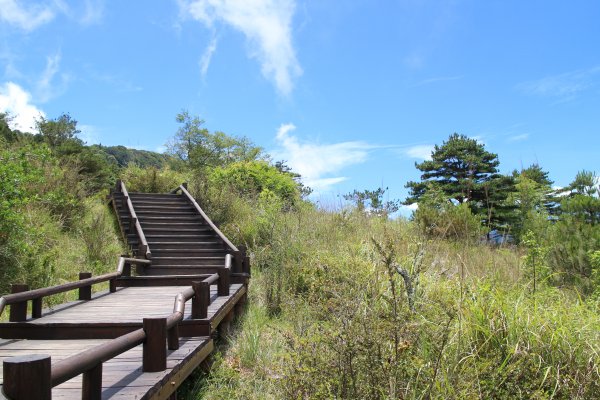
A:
[412,185,482,241]
[521,230,550,293]
[120,164,188,193]
[92,145,172,168]
[209,161,301,206]
[191,197,600,399]
[36,113,81,150]
[343,187,400,217]
[167,110,264,171]
[405,133,515,232]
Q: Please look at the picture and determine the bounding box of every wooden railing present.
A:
[2,260,232,400]
[172,184,252,274]
[115,180,151,260]
[0,257,150,321]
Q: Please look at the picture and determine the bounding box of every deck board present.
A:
[24,284,242,324]
[0,337,212,399]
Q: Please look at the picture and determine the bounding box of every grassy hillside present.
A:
[182,201,600,399]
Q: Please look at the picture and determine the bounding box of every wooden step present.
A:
[152,250,228,258]
[134,204,194,211]
[149,242,225,250]
[151,256,226,266]
[138,215,203,222]
[136,211,200,217]
[141,266,227,275]
[129,194,182,200]
[131,234,219,242]
[149,243,225,254]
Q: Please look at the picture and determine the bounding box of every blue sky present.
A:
[1,0,599,210]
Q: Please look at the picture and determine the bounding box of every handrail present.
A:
[2,256,236,398]
[52,328,146,386]
[120,181,152,260]
[47,271,224,393]
[176,185,239,253]
[0,257,150,317]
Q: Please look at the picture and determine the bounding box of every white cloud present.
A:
[80,0,104,26]
[181,0,302,95]
[199,36,218,78]
[0,82,45,132]
[507,133,529,143]
[517,67,600,101]
[404,144,433,160]
[0,0,55,31]
[36,53,69,103]
[273,123,371,191]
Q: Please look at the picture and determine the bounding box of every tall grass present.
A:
[188,200,600,399]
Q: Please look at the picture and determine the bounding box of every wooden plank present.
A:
[0,337,212,399]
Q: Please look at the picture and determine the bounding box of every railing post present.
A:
[9,284,29,322]
[182,182,188,189]
[82,363,102,400]
[116,179,122,193]
[217,268,230,296]
[244,254,251,276]
[32,297,43,319]
[129,217,137,234]
[143,318,167,372]
[233,251,243,273]
[109,278,117,293]
[123,260,131,277]
[79,272,92,300]
[3,354,52,400]
[192,281,209,319]
[168,324,180,350]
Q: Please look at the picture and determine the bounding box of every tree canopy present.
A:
[168,110,264,171]
[405,133,514,231]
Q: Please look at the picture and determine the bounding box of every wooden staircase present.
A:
[108,181,248,276]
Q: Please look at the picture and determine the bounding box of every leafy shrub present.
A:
[209,161,300,206]
[414,202,482,241]
[120,164,187,193]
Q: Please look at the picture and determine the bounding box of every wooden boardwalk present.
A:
[0,182,250,399]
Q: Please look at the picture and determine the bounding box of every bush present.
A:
[414,202,482,241]
[120,164,188,193]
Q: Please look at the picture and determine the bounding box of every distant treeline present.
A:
[90,145,172,169]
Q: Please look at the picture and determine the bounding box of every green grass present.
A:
[186,204,600,399]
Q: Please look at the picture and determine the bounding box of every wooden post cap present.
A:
[3,354,52,400]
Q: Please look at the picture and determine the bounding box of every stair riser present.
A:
[152,258,226,266]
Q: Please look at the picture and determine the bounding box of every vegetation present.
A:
[1,111,599,398]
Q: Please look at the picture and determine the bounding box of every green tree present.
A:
[1,112,17,143]
[560,170,600,225]
[343,187,400,217]
[168,111,263,171]
[509,164,555,241]
[36,113,82,150]
[405,133,515,233]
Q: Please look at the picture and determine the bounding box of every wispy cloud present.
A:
[36,53,70,103]
[199,35,218,78]
[180,0,302,96]
[272,123,372,191]
[507,133,529,143]
[79,0,104,26]
[413,75,462,87]
[0,0,55,31]
[517,66,600,101]
[0,82,45,132]
[403,144,434,160]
